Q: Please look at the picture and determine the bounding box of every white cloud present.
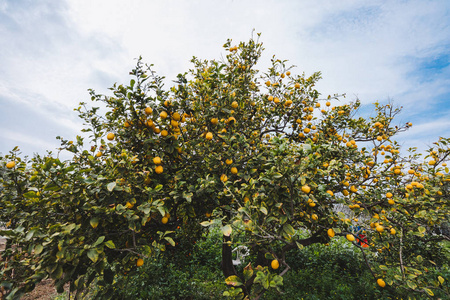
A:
[0,0,449,157]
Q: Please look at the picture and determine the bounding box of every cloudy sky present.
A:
[1,0,449,159]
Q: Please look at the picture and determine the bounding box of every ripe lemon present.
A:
[136,258,144,267]
[144,107,153,115]
[265,81,271,87]
[377,278,386,287]
[294,83,300,89]
[153,157,162,164]
[388,199,395,205]
[311,214,318,221]
[271,259,279,269]
[301,185,311,193]
[268,96,274,101]
[220,174,228,182]
[346,234,355,242]
[390,228,396,235]
[155,165,163,174]
[126,202,134,209]
[107,133,115,141]
[6,161,15,169]
[231,101,238,108]
[350,186,358,193]
[172,112,181,121]
[326,190,334,196]
[96,151,102,157]
[286,71,291,76]
[327,228,335,238]
[226,159,233,165]
[161,130,168,137]
[160,111,168,119]
[386,192,393,198]
[206,132,213,140]
[376,225,384,233]
[428,160,436,165]
[231,167,238,174]
[211,118,219,125]
[161,217,168,224]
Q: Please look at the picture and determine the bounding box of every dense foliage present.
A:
[1,34,449,299]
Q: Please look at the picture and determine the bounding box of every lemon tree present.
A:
[1,35,449,299]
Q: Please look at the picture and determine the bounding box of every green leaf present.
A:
[51,265,63,279]
[260,207,268,215]
[222,225,232,237]
[90,218,99,229]
[379,265,388,270]
[438,276,445,284]
[200,220,214,227]
[273,172,282,179]
[424,288,434,296]
[87,249,99,263]
[34,244,44,255]
[406,280,417,290]
[103,240,115,249]
[243,264,254,282]
[225,275,243,287]
[295,241,304,250]
[92,236,105,247]
[282,223,295,236]
[418,226,426,234]
[106,182,116,192]
[164,237,175,246]
[157,206,166,217]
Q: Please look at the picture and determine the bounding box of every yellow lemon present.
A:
[136,258,144,267]
[160,111,168,119]
[377,279,386,288]
[327,228,335,238]
[107,132,115,140]
[155,165,163,174]
[301,185,311,193]
[144,107,153,115]
[271,259,279,270]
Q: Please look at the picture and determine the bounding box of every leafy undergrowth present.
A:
[82,230,449,300]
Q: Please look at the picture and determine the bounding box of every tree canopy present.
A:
[1,34,449,299]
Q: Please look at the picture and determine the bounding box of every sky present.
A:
[0,0,449,159]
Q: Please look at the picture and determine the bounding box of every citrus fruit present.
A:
[155,165,163,174]
[377,278,386,287]
[107,133,115,140]
[327,228,335,238]
[136,258,144,267]
[271,259,279,269]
